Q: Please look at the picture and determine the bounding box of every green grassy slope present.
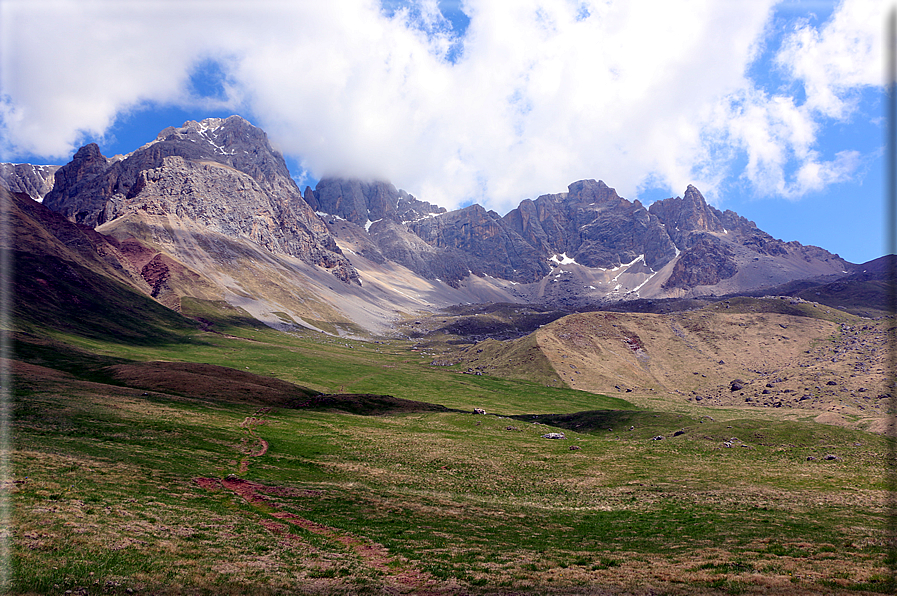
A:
[12,358,895,595]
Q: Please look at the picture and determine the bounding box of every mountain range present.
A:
[8,115,896,596]
[2,115,877,336]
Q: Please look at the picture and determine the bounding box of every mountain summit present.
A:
[43,116,358,284]
[308,174,849,306]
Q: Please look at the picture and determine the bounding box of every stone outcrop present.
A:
[409,204,549,283]
[503,179,677,270]
[663,234,737,289]
[648,185,725,247]
[306,178,445,227]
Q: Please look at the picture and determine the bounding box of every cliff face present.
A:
[305,178,446,227]
[42,116,358,284]
[504,179,678,271]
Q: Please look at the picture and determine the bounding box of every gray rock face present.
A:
[0,163,60,200]
[307,178,445,227]
[306,177,464,283]
[367,218,471,285]
[647,185,725,247]
[42,116,358,284]
[503,179,678,270]
[314,173,851,297]
[663,234,738,289]
[409,204,550,283]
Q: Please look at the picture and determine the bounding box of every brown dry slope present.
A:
[460,297,891,431]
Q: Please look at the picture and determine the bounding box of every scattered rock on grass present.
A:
[542,432,566,439]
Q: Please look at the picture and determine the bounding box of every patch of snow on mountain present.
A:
[402,212,440,225]
[630,271,658,295]
[550,253,577,265]
[197,128,235,155]
[612,255,645,282]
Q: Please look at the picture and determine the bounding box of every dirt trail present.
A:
[195,476,444,594]
[193,411,446,594]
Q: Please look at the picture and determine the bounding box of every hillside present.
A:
[11,289,895,595]
[456,297,890,433]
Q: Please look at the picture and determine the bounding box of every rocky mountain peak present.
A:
[566,179,621,205]
[307,177,445,227]
[648,185,725,247]
[41,116,359,284]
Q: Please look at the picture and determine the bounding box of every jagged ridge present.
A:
[8,114,858,332]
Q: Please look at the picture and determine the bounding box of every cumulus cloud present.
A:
[718,0,883,199]
[0,0,219,157]
[776,0,882,119]
[0,0,884,212]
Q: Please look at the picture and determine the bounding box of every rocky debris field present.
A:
[688,320,892,418]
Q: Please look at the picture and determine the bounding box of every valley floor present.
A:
[8,314,897,595]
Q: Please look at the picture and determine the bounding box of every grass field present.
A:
[8,298,897,594]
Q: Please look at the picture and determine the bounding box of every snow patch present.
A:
[401,212,440,225]
[612,254,645,282]
[365,218,381,232]
[197,127,235,155]
[550,253,577,265]
[629,271,658,295]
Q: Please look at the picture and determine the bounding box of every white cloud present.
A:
[0,0,217,157]
[713,0,883,199]
[775,0,883,119]
[0,0,883,212]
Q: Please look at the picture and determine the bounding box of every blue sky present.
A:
[0,0,888,264]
